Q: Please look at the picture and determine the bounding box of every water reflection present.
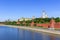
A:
[49,34,60,40]
[18,29,60,40]
[49,35,55,40]
[0,26,18,40]
[0,26,60,40]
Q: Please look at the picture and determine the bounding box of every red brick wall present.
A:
[30,21,60,28]
[54,22,60,28]
[36,23,60,28]
[36,23,49,28]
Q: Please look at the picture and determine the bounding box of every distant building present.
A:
[19,17,25,21]
[41,10,48,18]
[24,18,32,21]
[18,16,35,21]
[18,17,32,21]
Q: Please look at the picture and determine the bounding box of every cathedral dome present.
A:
[41,10,48,18]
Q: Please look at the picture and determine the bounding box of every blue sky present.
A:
[0,0,60,21]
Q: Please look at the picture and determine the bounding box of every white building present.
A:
[41,10,48,18]
[19,17,32,21]
[18,16,35,21]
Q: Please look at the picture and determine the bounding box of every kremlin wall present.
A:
[31,19,60,29]
[17,11,60,29]
[17,18,60,29]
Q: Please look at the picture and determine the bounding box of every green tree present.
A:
[55,17,60,22]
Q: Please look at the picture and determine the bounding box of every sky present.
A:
[0,0,60,21]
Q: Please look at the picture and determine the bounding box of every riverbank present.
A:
[0,24,60,35]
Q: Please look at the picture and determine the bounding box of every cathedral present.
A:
[41,10,48,18]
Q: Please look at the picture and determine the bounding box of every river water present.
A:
[0,26,60,40]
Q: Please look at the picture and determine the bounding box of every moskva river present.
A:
[0,26,60,40]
